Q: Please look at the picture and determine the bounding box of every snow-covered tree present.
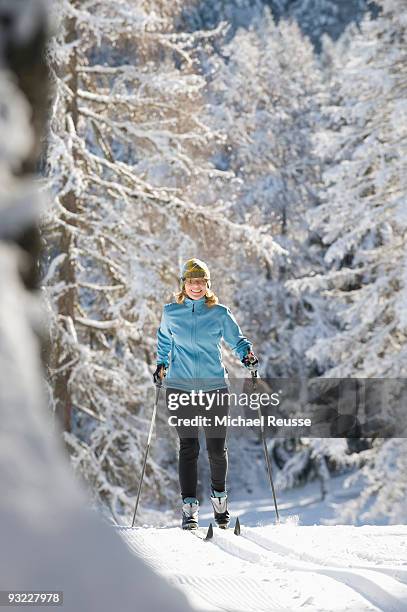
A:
[0,3,196,607]
[281,0,372,51]
[286,0,407,521]
[44,0,282,521]
[301,0,407,379]
[336,438,407,524]
[179,0,375,52]
[178,0,264,33]
[185,10,352,495]
[203,11,334,382]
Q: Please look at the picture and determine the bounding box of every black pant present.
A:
[166,387,229,500]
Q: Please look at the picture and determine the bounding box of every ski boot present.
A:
[210,488,230,529]
[182,497,199,530]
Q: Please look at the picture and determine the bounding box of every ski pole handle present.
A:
[242,350,259,372]
[153,364,167,386]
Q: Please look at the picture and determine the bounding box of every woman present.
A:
[153,258,258,530]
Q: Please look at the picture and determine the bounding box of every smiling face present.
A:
[184,277,208,300]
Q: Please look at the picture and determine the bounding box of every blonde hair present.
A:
[174,284,219,308]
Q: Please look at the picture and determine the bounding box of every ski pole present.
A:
[131,380,162,527]
[251,369,280,524]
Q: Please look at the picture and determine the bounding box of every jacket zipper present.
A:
[192,302,198,384]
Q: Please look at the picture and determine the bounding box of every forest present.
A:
[37,0,406,527]
[0,0,403,534]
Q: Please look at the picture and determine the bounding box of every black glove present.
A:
[241,350,259,371]
[153,364,167,385]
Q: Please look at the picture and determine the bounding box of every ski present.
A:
[182,519,237,540]
[184,523,213,541]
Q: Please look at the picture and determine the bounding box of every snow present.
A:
[116,484,407,611]
[0,242,195,612]
[35,1,407,608]
[0,238,196,612]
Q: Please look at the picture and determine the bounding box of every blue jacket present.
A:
[156,296,252,391]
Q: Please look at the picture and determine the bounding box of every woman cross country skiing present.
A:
[153,258,258,530]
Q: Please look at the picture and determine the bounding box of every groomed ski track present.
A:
[115,516,407,611]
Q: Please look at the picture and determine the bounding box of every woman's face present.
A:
[184,277,208,300]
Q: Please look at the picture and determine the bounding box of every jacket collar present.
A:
[184,296,207,310]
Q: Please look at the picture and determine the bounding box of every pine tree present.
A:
[204,11,332,380]
[292,0,407,521]
[303,0,407,379]
[193,10,348,495]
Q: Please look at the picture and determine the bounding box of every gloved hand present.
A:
[153,363,167,385]
[241,350,259,371]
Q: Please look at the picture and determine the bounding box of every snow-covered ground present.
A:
[116,478,407,612]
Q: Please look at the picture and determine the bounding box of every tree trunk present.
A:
[53,14,80,433]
